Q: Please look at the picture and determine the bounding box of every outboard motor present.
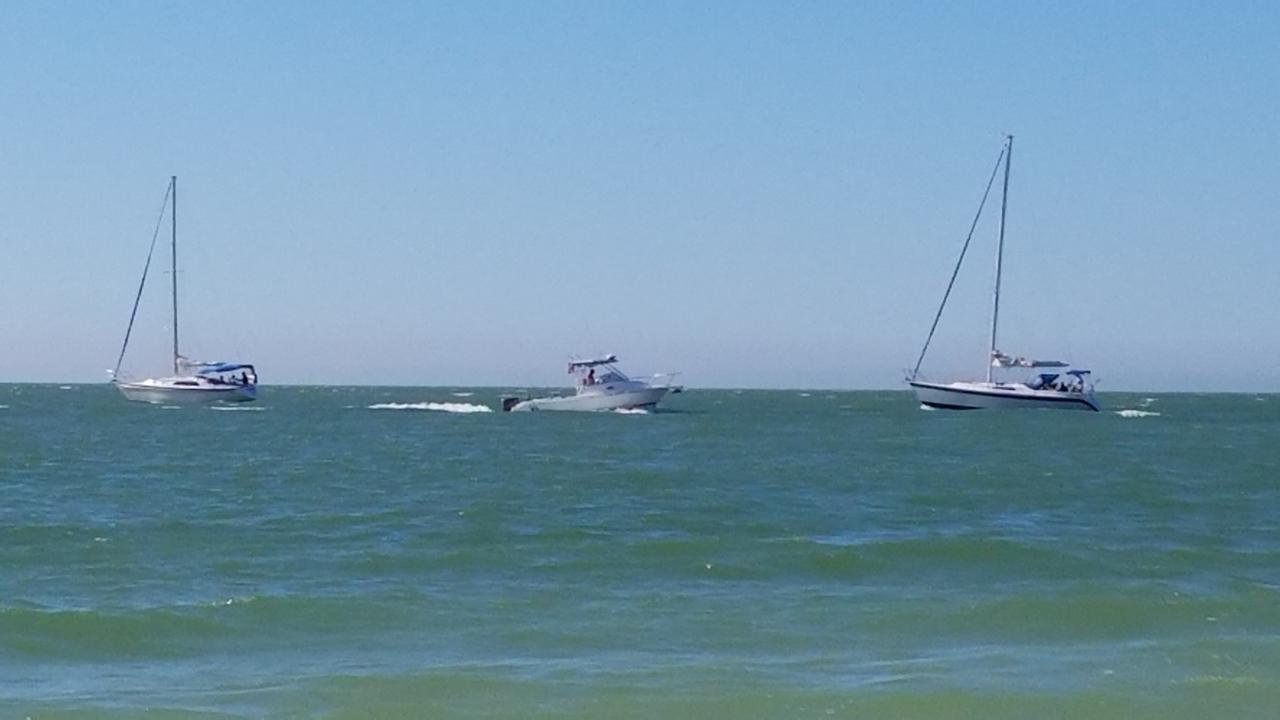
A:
[500,396,521,412]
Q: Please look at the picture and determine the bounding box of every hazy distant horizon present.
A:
[4,380,1275,395]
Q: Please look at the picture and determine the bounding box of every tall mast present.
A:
[171,175,179,371]
[988,133,1008,381]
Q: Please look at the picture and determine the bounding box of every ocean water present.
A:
[1,384,1277,719]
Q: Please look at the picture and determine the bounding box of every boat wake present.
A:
[368,402,492,413]
[1116,409,1161,418]
[613,408,650,415]
[210,406,265,412]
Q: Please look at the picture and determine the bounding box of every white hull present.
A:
[910,381,1098,411]
[510,386,668,412]
[115,380,256,405]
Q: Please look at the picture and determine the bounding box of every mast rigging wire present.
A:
[910,145,1007,380]
[113,180,173,378]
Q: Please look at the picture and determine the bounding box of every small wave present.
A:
[58,385,73,390]
[0,405,8,410]
[451,392,474,397]
[1117,409,1161,418]
[160,405,181,410]
[368,402,492,413]
[210,406,265,412]
[798,392,811,397]
[613,408,650,415]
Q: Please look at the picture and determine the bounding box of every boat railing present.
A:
[646,372,681,388]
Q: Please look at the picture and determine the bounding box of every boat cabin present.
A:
[568,355,630,389]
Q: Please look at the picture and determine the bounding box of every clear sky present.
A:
[2,1,1277,390]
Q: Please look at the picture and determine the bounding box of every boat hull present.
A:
[510,386,669,412]
[115,382,256,405]
[909,381,1098,411]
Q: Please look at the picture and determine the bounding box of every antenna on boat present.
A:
[987,135,1012,384]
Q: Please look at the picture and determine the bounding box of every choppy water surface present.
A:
[1,385,1277,718]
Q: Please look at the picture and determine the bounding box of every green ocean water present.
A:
[1,384,1277,719]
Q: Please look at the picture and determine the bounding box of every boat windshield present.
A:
[573,362,629,387]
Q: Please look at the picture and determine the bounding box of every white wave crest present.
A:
[368,402,492,413]
[1116,409,1161,418]
[613,408,650,415]
[211,406,265,412]
[451,392,474,397]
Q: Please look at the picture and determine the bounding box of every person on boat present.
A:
[240,371,250,385]
[586,368,595,386]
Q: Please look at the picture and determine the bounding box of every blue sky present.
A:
[1,1,1276,389]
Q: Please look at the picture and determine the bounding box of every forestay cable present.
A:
[910,146,1006,379]
[113,181,173,378]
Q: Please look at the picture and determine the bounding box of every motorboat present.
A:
[110,176,259,405]
[503,355,676,412]
[906,136,1099,411]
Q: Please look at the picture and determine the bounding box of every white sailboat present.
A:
[502,355,676,412]
[907,136,1099,412]
[111,176,258,404]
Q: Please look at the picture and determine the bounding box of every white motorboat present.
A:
[503,355,676,412]
[907,136,1099,412]
[110,176,259,405]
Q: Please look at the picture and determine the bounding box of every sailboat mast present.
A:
[171,175,179,375]
[987,135,1012,383]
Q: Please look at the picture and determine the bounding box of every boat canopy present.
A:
[178,356,255,375]
[568,355,618,370]
[195,362,256,375]
[992,351,1069,369]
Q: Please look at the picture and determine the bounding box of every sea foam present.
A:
[368,402,492,413]
[1116,409,1161,418]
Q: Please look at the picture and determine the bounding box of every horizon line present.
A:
[2,381,1276,395]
